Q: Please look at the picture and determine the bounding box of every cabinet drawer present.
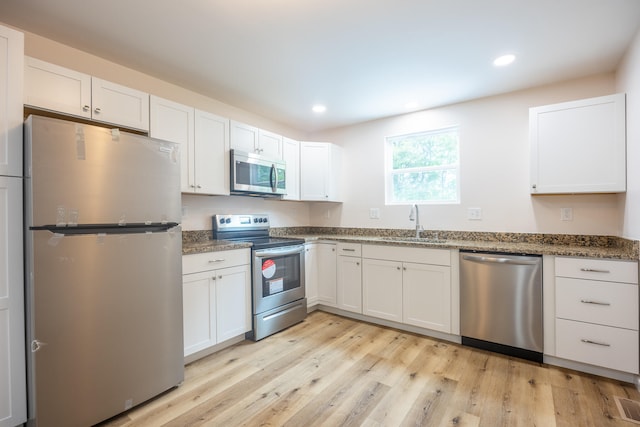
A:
[337,242,361,257]
[183,249,250,274]
[556,278,638,330]
[556,318,639,374]
[555,257,638,284]
[362,245,450,266]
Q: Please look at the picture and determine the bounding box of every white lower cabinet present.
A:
[304,242,337,307]
[402,262,451,332]
[362,245,452,332]
[554,256,639,374]
[182,249,251,358]
[362,258,403,322]
[337,243,362,314]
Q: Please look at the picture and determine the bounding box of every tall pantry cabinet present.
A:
[0,24,27,427]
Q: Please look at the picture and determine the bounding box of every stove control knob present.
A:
[263,217,268,223]
[225,218,231,224]
[219,218,225,224]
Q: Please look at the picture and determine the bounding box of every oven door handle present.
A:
[254,245,305,258]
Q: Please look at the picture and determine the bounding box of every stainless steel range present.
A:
[213,214,306,341]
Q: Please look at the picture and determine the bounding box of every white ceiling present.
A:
[1,0,639,132]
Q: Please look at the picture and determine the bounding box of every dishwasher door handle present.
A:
[461,254,540,266]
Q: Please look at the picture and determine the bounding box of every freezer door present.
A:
[25,115,181,226]
[26,229,183,427]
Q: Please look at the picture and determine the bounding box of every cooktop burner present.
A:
[212,214,304,249]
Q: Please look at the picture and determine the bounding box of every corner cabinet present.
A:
[529,93,626,194]
[182,249,251,359]
[150,96,229,195]
[24,56,150,131]
[0,24,27,427]
[300,142,343,201]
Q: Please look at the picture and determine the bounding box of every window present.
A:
[385,127,459,204]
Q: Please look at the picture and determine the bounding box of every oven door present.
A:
[253,244,305,314]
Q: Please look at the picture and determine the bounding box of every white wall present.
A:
[310,74,622,235]
[618,28,640,240]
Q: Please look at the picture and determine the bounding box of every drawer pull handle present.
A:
[342,248,356,252]
[581,339,611,347]
[208,259,225,263]
[579,268,610,273]
[580,299,611,306]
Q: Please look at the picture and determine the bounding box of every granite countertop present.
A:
[182,228,639,260]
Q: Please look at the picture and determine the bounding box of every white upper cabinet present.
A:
[150,95,229,195]
[0,25,23,178]
[91,77,149,131]
[281,137,300,201]
[194,109,230,195]
[230,120,282,159]
[24,57,150,131]
[24,56,92,120]
[300,142,343,202]
[529,93,626,194]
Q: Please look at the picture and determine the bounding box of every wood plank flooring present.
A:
[100,311,640,426]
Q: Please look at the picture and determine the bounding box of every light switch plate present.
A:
[560,207,573,221]
[369,208,380,219]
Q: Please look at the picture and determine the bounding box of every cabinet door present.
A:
[305,244,318,307]
[24,56,91,120]
[258,129,282,159]
[0,176,26,426]
[182,271,216,356]
[317,243,337,306]
[149,96,195,192]
[403,262,451,333]
[530,93,626,194]
[0,28,22,179]
[91,77,150,131]
[362,258,403,322]
[281,137,300,201]
[194,110,230,195]
[230,120,259,154]
[300,142,329,200]
[337,256,362,313]
[216,265,251,342]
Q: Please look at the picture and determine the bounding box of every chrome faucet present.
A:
[409,204,423,238]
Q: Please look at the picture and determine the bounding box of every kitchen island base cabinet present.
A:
[182,250,251,361]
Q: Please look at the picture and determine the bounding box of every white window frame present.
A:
[384,126,460,205]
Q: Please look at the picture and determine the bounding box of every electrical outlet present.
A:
[369,208,380,219]
[468,207,482,220]
[560,208,573,221]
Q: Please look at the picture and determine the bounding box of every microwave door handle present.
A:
[270,163,277,192]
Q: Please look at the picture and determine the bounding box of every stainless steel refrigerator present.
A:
[24,115,184,427]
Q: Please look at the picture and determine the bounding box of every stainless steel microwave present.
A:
[230,149,286,197]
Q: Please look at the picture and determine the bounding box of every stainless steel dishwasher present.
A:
[460,251,543,362]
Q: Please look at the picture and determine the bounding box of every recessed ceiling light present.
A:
[493,54,516,67]
[312,104,326,113]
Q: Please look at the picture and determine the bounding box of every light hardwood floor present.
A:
[101,311,640,426]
